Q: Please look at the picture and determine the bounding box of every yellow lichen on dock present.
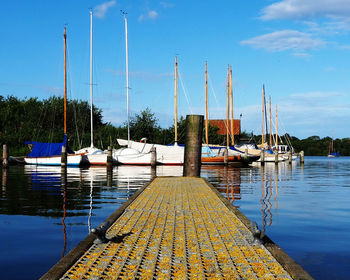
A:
[61,177,293,279]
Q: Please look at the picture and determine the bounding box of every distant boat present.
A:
[328,137,340,157]
[75,11,109,166]
[24,28,82,166]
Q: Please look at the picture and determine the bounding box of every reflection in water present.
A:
[2,168,7,195]
[259,166,280,234]
[61,167,67,258]
[201,166,241,205]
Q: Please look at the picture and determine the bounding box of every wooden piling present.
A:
[183,115,203,177]
[275,151,279,164]
[224,148,228,165]
[288,151,292,164]
[300,151,304,164]
[107,146,113,167]
[260,149,265,166]
[61,146,67,167]
[2,144,8,168]
[151,147,156,167]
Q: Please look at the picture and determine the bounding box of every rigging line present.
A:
[66,41,82,148]
[177,68,193,114]
[208,73,230,132]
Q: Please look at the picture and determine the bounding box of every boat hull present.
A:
[24,154,82,166]
[201,156,242,165]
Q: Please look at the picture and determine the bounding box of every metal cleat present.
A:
[91,221,111,244]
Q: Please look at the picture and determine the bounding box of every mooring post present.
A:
[61,145,67,167]
[300,150,304,164]
[2,144,8,168]
[107,146,113,167]
[243,148,249,162]
[260,149,265,166]
[274,151,279,164]
[288,150,292,164]
[151,147,156,167]
[183,115,204,177]
[224,148,228,165]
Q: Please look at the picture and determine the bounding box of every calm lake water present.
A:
[0,157,349,279]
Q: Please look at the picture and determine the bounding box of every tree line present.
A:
[0,95,349,156]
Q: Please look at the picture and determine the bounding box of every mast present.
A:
[123,12,130,147]
[174,56,178,144]
[90,10,94,148]
[261,85,265,147]
[226,65,230,148]
[269,96,272,147]
[205,61,208,145]
[275,104,278,149]
[230,66,234,146]
[64,27,67,139]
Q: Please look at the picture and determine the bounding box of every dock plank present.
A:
[55,177,304,279]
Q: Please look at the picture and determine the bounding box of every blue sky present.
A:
[1,0,350,139]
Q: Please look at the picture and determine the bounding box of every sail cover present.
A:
[25,136,73,158]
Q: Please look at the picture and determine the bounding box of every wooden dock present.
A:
[42,177,312,280]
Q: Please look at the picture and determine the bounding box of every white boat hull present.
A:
[113,147,152,165]
[75,147,111,165]
[117,139,184,165]
[24,154,82,166]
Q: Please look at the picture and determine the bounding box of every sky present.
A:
[1,0,350,139]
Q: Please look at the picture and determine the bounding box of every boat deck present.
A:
[43,177,312,280]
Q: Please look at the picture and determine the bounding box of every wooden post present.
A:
[107,146,113,167]
[260,149,265,166]
[183,115,203,177]
[61,146,67,167]
[288,150,292,164]
[243,148,248,162]
[300,150,304,164]
[224,148,228,165]
[151,147,156,167]
[274,151,279,164]
[2,144,8,168]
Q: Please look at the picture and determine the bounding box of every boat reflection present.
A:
[201,165,241,205]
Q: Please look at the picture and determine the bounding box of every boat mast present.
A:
[205,61,208,145]
[64,27,67,139]
[275,104,278,150]
[261,85,265,147]
[90,10,94,148]
[230,66,234,146]
[269,96,272,148]
[226,65,230,148]
[174,56,178,144]
[122,12,130,147]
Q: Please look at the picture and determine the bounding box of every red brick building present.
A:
[208,119,240,136]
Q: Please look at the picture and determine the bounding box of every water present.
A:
[0,157,349,279]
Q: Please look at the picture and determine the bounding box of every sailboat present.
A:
[328,137,340,157]
[24,28,82,166]
[116,56,185,165]
[112,12,152,165]
[75,11,109,165]
[204,64,259,164]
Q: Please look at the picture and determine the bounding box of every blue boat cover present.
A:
[25,135,74,158]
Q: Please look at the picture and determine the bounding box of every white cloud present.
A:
[261,0,350,20]
[94,0,116,19]
[239,91,350,138]
[241,30,325,53]
[160,2,175,8]
[138,10,158,22]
